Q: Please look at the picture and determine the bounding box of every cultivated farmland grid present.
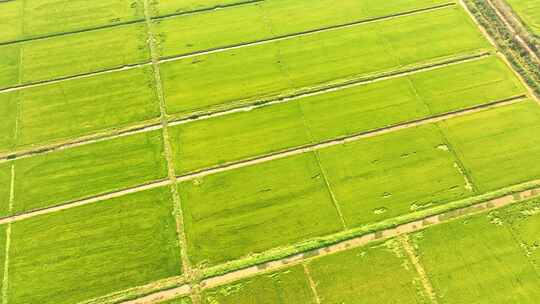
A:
[0,0,540,303]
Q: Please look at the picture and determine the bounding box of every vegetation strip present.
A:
[1,165,14,303]
[153,0,265,20]
[158,2,456,62]
[0,2,455,95]
[116,183,540,304]
[0,52,491,163]
[0,179,169,226]
[174,95,526,182]
[462,0,540,97]
[0,95,526,226]
[398,235,439,304]
[486,0,540,62]
[303,263,322,304]
[142,0,194,288]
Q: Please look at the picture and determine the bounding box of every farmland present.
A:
[505,0,540,35]
[0,0,539,303]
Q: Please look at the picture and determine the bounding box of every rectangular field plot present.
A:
[409,55,525,114]
[376,6,489,66]
[318,124,473,228]
[0,0,21,43]
[506,0,540,35]
[0,0,144,44]
[179,153,343,266]
[301,55,523,142]
[151,0,257,17]
[155,0,450,58]
[13,130,167,214]
[202,265,315,304]
[160,6,490,116]
[438,101,540,193]
[412,202,540,303]
[169,102,310,174]
[307,240,428,303]
[0,164,11,217]
[0,92,17,152]
[8,187,182,304]
[0,23,149,89]
[15,67,160,148]
[0,226,5,304]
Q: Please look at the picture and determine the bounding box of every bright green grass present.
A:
[151,0,256,16]
[0,164,11,217]
[0,0,144,44]
[0,0,21,43]
[160,6,489,116]
[17,67,160,148]
[179,153,343,266]
[169,101,311,174]
[13,130,167,214]
[154,2,271,58]
[412,205,540,303]
[0,226,5,304]
[155,0,448,58]
[506,0,540,35]
[8,187,182,304]
[410,55,525,114]
[318,124,473,228]
[263,0,447,37]
[160,297,192,304]
[300,77,429,142]
[202,265,315,304]
[438,101,540,193]
[376,6,489,66]
[168,56,522,175]
[308,240,427,303]
[0,92,18,152]
[0,45,20,89]
[160,41,290,116]
[0,23,149,89]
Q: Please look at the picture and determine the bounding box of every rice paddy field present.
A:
[504,0,540,35]
[0,0,539,303]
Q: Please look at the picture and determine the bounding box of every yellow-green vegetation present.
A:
[0,164,11,217]
[412,198,540,303]
[10,67,160,150]
[439,101,540,193]
[0,92,17,151]
[154,0,449,58]
[166,55,525,174]
[13,131,167,214]
[308,240,428,303]
[318,124,473,228]
[179,153,343,265]
[408,55,525,113]
[151,0,257,17]
[159,296,192,304]
[506,0,540,35]
[169,102,311,174]
[8,187,182,304]
[0,23,149,89]
[160,6,490,116]
[202,265,315,304]
[0,0,144,44]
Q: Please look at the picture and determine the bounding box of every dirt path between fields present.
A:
[398,235,439,304]
[118,185,540,304]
